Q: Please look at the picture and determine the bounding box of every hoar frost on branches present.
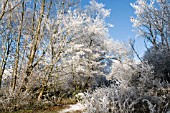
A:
[55,0,113,91]
[130,0,170,49]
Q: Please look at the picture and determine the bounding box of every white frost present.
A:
[60,103,86,113]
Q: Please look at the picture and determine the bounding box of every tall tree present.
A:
[131,0,170,49]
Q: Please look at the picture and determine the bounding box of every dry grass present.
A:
[0,105,69,113]
[56,98,77,105]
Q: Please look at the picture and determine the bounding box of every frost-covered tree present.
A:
[55,0,112,92]
[0,0,81,100]
[0,0,24,88]
[131,0,170,83]
[131,0,170,49]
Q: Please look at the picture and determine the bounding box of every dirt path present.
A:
[59,103,85,113]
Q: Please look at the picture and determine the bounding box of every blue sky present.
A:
[81,0,146,58]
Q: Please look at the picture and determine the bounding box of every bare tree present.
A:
[131,0,170,50]
[12,0,25,90]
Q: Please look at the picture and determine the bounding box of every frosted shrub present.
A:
[83,86,143,113]
[82,62,170,113]
[82,87,118,113]
[107,60,154,91]
[143,45,170,83]
[0,88,32,112]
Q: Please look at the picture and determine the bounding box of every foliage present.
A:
[0,0,117,111]
[82,62,170,113]
[0,0,170,112]
[143,45,170,83]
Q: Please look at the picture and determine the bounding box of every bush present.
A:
[82,62,170,113]
[143,45,170,83]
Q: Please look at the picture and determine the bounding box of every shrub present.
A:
[143,45,170,83]
[82,62,170,113]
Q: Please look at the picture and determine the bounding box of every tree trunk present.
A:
[12,1,25,90]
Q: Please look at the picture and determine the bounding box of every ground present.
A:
[1,103,85,113]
